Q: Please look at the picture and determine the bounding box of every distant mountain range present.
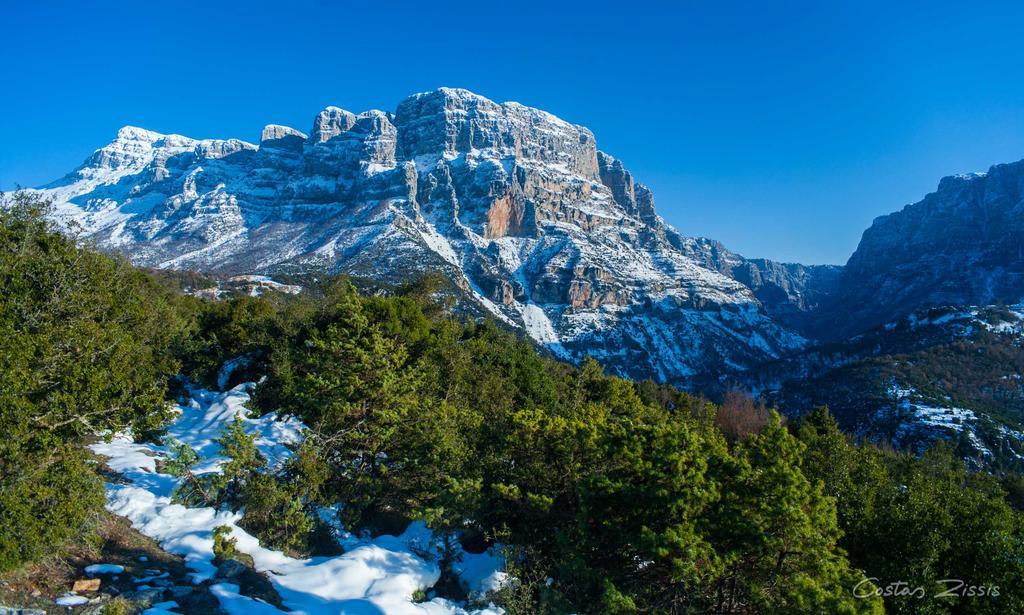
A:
[24,87,1024,467]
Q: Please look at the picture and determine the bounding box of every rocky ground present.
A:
[0,468,285,615]
[0,512,222,614]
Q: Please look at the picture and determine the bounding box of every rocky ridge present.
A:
[811,160,1024,340]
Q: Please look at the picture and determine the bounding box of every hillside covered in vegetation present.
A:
[2,192,1023,614]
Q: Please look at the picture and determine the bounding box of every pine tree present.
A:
[711,413,882,614]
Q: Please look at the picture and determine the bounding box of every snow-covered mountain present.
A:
[29,87,809,384]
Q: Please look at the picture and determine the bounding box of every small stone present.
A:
[121,588,166,609]
[73,578,101,592]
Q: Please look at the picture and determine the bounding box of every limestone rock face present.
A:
[31,87,807,385]
[311,106,357,142]
[260,124,306,146]
[597,152,658,225]
[809,161,1024,340]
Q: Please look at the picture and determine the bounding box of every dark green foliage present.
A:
[176,295,283,389]
[0,195,186,441]
[212,525,238,563]
[243,276,887,613]
[710,413,876,614]
[238,473,316,555]
[798,408,1024,614]
[0,445,104,571]
[0,193,186,571]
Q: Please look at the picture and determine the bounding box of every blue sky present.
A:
[2,0,1023,264]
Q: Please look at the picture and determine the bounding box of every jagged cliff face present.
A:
[812,161,1024,341]
[32,87,806,384]
[678,237,842,333]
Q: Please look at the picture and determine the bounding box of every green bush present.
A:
[0,193,186,572]
[0,445,103,571]
[212,525,238,562]
[238,473,315,555]
[163,440,199,477]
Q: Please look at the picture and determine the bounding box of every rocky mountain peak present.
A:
[260,124,307,148]
[30,87,812,385]
[115,125,164,143]
[393,88,599,179]
[311,106,357,142]
[936,171,988,192]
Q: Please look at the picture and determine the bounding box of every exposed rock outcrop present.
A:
[810,161,1024,340]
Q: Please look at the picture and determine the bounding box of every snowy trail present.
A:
[90,383,503,615]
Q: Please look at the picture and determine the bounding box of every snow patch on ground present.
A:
[143,601,182,615]
[85,563,125,575]
[90,384,504,615]
[55,593,90,606]
[520,303,561,346]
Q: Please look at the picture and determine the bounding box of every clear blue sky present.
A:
[2,0,1023,264]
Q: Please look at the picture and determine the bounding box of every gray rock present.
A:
[121,587,166,609]
[216,558,248,579]
[311,106,357,142]
[169,585,194,598]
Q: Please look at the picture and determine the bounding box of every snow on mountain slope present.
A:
[28,87,806,384]
[734,303,1024,470]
